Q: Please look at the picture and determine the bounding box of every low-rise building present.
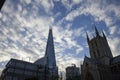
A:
[0,59,49,80]
[66,64,80,80]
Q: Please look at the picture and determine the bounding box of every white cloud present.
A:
[57,52,83,71]
[24,0,31,4]
[17,4,23,12]
[33,0,54,14]
[64,0,120,28]
[61,0,120,58]
[1,0,119,73]
[109,26,117,35]
[41,0,54,13]
[73,0,82,4]
[61,0,83,11]
[108,37,120,57]
[0,0,85,72]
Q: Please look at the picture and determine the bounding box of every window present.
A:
[97,49,100,57]
[94,51,96,58]
[90,43,93,50]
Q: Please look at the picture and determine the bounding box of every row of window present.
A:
[6,68,38,76]
[3,76,21,80]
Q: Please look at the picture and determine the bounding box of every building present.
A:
[81,26,120,80]
[0,59,49,80]
[34,29,58,80]
[0,0,6,10]
[0,28,58,80]
[66,64,80,80]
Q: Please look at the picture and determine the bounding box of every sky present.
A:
[0,0,120,73]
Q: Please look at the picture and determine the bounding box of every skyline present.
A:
[0,0,120,73]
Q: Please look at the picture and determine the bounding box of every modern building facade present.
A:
[34,28,58,80]
[0,28,58,80]
[81,26,120,80]
[0,59,49,80]
[66,64,80,80]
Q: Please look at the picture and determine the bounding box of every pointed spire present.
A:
[86,32,90,43]
[45,28,56,67]
[102,29,107,40]
[85,53,86,57]
[94,25,100,36]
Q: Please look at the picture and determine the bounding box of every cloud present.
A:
[0,0,119,74]
[24,0,31,4]
[57,52,83,71]
[107,34,120,57]
[0,0,85,72]
[109,26,117,35]
[61,0,120,57]
[61,0,83,11]
[63,0,120,27]
[32,0,54,14]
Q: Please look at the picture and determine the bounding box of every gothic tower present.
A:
[86,26,113,64]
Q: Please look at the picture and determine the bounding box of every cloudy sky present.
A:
[0,0,120,73]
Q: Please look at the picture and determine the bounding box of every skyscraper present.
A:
[0,28,58,80]
[34,28,58,79]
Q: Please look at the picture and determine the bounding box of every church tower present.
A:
[86,26,113,64]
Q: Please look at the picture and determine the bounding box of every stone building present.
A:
[81,26,120,80]
[66,64,80,80]
[0,28,58,80]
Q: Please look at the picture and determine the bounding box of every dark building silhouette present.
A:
[66,64,80,80]
[0,59,49,80]
[81,26,120,80]
[25,76,38,80]
[0,28,58,80]
[0,0,6,10]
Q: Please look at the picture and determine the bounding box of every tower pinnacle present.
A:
[94,25,100,36]
[86,32,90,43]
[102,30,106,40]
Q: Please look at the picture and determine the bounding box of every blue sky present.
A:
[0,0,120,73]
